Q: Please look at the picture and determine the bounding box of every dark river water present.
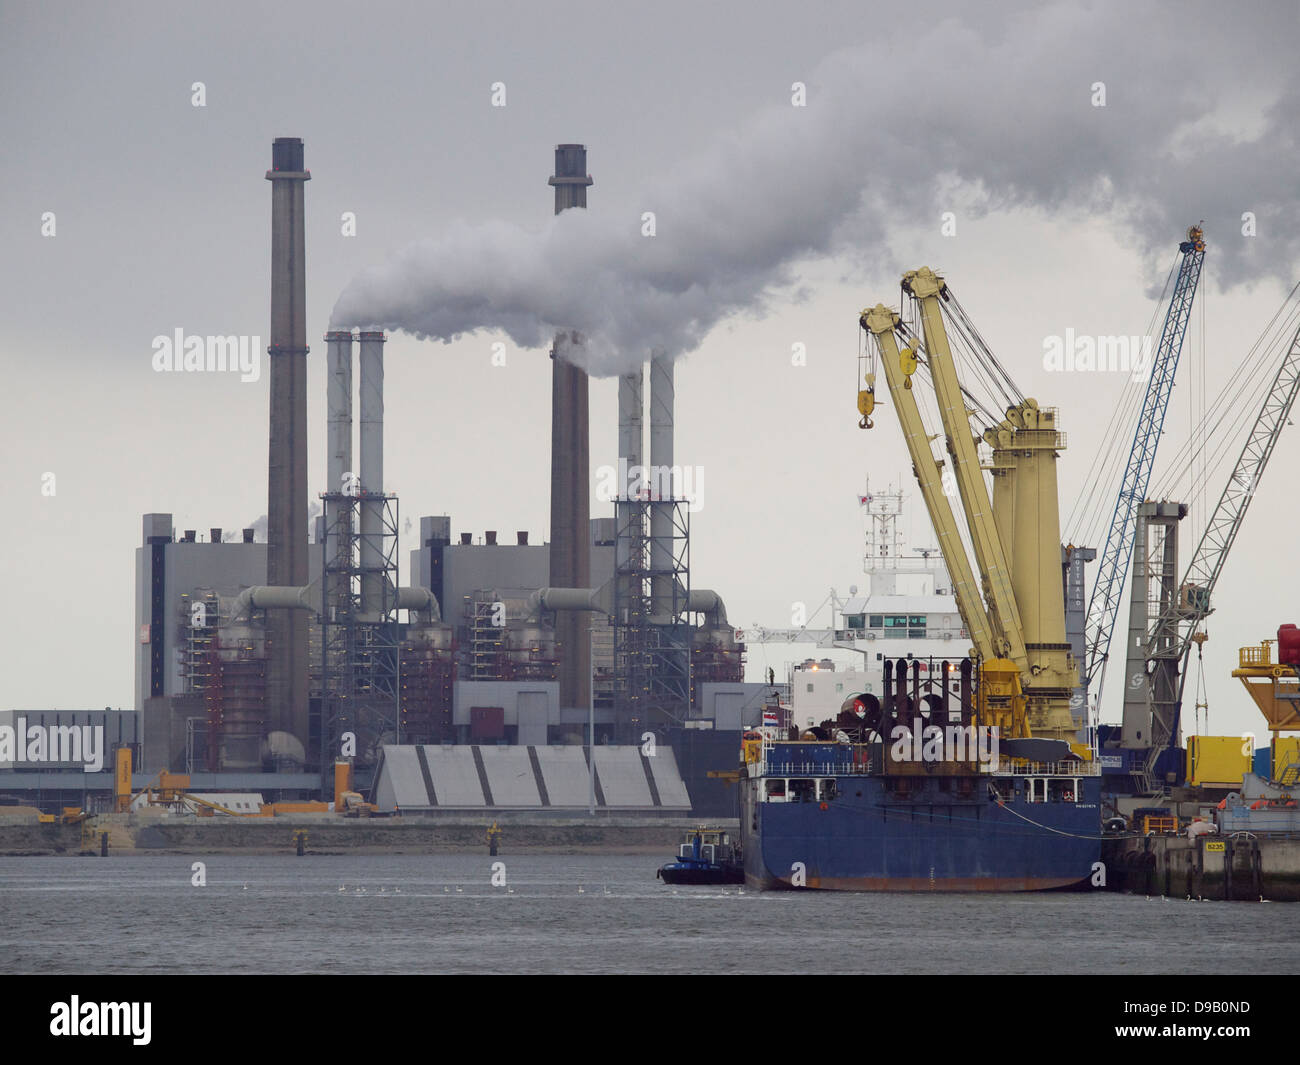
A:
[1,854,1294,974]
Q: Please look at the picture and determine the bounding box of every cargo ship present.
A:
[739,655,1102,891]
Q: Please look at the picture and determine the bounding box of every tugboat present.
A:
[657,827,745,885]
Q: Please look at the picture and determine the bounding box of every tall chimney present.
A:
[358,330,386,618]
[617,365,645,624]
[265,136,311,748]
[549,144,593,711]
[649,351,675,618]
[324,329,354,616]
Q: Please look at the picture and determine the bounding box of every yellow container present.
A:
[1187,736,1251,787]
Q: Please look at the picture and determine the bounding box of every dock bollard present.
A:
[293,830,307,857]
[100,832,109,857]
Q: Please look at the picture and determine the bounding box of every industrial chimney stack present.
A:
[265,137,311,749]
[548,145,593,711]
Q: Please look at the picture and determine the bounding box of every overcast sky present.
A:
[4,0,1298,744]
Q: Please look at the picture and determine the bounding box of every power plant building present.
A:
[100,138,754,817]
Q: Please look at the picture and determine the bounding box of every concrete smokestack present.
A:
[265,136,311,749]
[649,351,675,618]
[324,329,354,615]
[548,144,593,710]
[358,330,386,619]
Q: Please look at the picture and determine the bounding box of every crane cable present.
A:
[1064,257,1179,543]
[1149,280,1300,505]
[943,290,1026,406]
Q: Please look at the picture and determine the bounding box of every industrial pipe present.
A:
[617,365,645,625]
[685,589,729,627]
[358,330,386,618]
[324,329,354,615]
[649,350,675,618]
[231,582,321,620]
[394,586,442,623]
[528,582,614,619]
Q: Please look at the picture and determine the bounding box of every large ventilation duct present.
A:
[265,136,311,747]
[232,581,321,620]
[548,144,593,710]
[358,330,386,619]
[528,581,614,619]
[324,329,354,614]
[649,350,675,619]
[235,580,436,622]
[395,586,442,623]
[685,589,728,627]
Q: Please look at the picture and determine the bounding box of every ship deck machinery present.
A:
[739,655,1101,891]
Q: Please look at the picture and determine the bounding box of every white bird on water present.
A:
[577,885,585,894]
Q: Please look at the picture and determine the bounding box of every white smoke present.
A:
[330,3,1300,377]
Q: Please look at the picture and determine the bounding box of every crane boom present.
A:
[863,270,1078,744]
[1083,227,1206,699]
[1154,316,1300,724]
[903,268,1027,670]
[860,304,998,662]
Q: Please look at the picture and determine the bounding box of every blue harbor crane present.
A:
[1082,226,1206,710]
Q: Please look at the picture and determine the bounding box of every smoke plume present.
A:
[330,3,1300,376]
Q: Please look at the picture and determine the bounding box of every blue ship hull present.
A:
[741,765,1101,892]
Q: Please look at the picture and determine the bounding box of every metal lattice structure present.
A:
[1132,317,1300,788]
[468,594,506,679]
[1084,230,1206,699]
[319,489,401,774]
[613,497,690,742]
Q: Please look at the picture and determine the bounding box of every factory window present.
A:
[885,615,908,628]
[909,629,926,639]
[806,683,814,693]
[909,615,927,626]
[869,614,883,629]
[835,683,843,693]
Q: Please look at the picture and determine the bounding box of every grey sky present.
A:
[3,0,1298,743]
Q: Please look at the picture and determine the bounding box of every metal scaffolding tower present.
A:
[319,489,401,773]
[613,497,690,742]
[469,593,506,679]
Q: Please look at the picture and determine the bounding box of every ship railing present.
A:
[993,760,1102,777]
[756,761,874,777]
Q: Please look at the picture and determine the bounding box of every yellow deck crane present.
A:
[859,268,1080,747]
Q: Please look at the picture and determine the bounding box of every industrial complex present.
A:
[1,138,755,821]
